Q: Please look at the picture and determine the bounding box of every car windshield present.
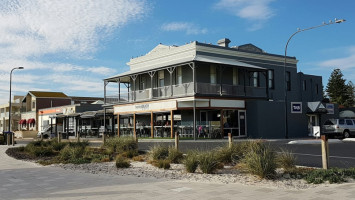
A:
[324,119,336,125]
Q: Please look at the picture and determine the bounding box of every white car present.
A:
[323,119,355,138]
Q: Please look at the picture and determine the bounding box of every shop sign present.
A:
[291,102,302,114]
[326,103,334,114]
[114,100,177,114]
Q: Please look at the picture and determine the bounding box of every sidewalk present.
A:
[1,145,355,200]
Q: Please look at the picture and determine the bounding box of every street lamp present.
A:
[8,67,24,142]
[284,19,345,139]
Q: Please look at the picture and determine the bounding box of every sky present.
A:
[0,0,354,103]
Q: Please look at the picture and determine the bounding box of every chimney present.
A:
[217,38,231,48]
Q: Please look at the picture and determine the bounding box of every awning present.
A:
[18,119,27,124]
[28,118,36,124]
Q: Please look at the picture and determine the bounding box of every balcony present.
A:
[105,82,266,105]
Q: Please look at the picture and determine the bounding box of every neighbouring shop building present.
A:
[103,38,337,139]
[0,96,23,133]
[38,103,115,138]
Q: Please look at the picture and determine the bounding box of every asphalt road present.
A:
[269,140,355,169]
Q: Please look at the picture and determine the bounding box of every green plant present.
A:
[184,151,199,173]
[59,145,88,164]
[115,155,130,168]
[121,149,139,158]
[49,141,68,151]
[242,143,277,179]
[168,147,183,163]
[304,168,352,184]
[104,137,137,154]
[132,155,145,162]
[198,151,220,174]
[24,143,54,157]
[276,148,296,170]
[152,159,171,169]
[149,145,169,161]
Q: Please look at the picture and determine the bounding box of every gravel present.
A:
[53,161,318,190]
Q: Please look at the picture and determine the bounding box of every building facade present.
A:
[0,96,23,133]
[104,39,336,139]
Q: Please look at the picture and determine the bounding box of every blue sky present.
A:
[0,0,354,103]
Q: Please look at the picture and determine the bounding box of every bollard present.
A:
[7,133,10,146]
[12,132,15,146]
[228,133,233,148]
[175,132,179,150]
[77,133,80,142]
[58,132,62,143]
[321,135,329,169]
[102,133,106,145]
[41,132,43,140]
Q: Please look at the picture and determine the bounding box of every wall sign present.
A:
[326,103,334,114]
[291,102,302,114]
[114,100,177,114]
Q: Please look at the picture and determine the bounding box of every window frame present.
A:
[268,69,274,89]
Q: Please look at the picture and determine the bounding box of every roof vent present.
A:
[217,38,231,48]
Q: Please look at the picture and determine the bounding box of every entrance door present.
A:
[239,111,246,137]
[307,115,319,135]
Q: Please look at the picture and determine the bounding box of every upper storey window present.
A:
[158,70,164,87]
[210,65,217,84]
[233,68,239,85]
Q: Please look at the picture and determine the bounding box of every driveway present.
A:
[1,145,355,200]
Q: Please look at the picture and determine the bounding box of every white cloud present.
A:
[214,0,275,31]
[0,0,146,103]
[0,0,146,59]
[161,22,208,35]
[318,46,355,70]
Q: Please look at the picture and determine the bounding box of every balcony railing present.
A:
[105,82,266,105]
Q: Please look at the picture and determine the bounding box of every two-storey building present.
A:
[104,38,336,139]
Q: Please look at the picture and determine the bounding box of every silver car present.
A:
[323,119,355,138]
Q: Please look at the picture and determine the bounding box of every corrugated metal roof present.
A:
[29,91,69,98]
[105,55,265,82]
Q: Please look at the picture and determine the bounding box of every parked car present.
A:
[37,125,62,139]
[323,119,355,138]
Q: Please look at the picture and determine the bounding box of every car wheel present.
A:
[343,130,350,139]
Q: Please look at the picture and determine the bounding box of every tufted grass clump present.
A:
[115,155,131,168]
[59,145,89,164]
[148,145,169,161]
[276,148,296,170]
[184,151,199,173]
[198,151,220,174]
[242,142,277,179]
[168,147,183,164]
[104,137,137,155]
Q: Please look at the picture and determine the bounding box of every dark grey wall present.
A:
[246,100,285,138]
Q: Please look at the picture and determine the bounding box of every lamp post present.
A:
[284,19,345,139]
[8,67,24,143]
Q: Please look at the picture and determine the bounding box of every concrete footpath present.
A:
[1,146,355,200]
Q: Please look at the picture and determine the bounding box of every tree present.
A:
[326,69,354,107]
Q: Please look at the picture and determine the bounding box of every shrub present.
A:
[132,155,145,162]
[104,137,137,154]
[168,147,183,163]
[304,168,350,184]
[198,151,220,174]
[24,143,54,157]
[149,145,169,161]
[215,143,246,164]
[152,159,171,169]
[49,141,68,152]
[184,151,199,173]
[276,148,296,170]
[59,145,88,164]
[68,140,89,148]
[121,149,139,158]
[115,155,130,168]
[242,143,277,179]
